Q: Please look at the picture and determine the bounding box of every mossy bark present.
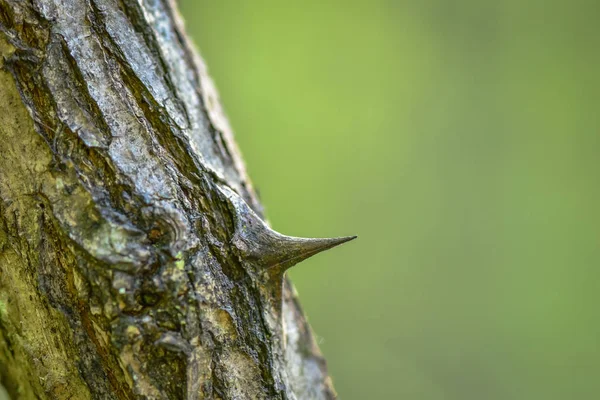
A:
[0,1,336,398]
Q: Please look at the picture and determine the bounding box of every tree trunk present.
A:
[0,1,349,398]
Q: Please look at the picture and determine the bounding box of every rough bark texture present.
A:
[0,1,342,398]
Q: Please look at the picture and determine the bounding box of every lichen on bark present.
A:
[0,0,345,399]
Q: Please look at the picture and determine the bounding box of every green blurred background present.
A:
[179,1,600,399]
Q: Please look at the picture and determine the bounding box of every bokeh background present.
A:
[179,1,600,399]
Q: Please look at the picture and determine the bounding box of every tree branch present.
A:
[0,0,347,398]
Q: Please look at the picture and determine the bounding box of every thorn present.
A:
[216,185,356,274]
[258,234,357,272]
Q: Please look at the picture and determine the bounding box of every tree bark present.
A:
[0,1,346,398]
